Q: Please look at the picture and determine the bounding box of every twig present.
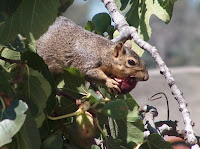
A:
[0,56,23,64]
[56,88,77,103]
[102,0,199,148]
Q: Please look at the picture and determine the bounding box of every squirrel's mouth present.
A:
[114,76,138,94]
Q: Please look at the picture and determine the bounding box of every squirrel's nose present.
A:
[136,70,149,81]
[143,74,149,81]
[142,70,149,81]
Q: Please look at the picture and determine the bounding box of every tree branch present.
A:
[102,0,199,148]
[56,88,77,103]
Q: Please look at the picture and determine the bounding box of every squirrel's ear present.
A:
[113,42,124,57]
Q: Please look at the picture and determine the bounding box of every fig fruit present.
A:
[75,111,95,139]
[116,76,137,94]
[67,111,96,149]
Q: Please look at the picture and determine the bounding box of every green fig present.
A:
[67,111,96,149]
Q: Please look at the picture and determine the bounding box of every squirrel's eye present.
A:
[128,59,136,66]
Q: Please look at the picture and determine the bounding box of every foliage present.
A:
[116,0,177,41]
[0,0,59,44]
[0,0,178,149]
[85,13,115,38]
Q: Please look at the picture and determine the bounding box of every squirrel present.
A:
[36,16,149,94]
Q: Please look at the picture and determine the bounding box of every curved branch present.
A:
[101,0,199,148]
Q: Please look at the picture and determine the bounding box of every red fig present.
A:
[116,76,137,94]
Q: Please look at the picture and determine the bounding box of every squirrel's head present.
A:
[110,42,149,94]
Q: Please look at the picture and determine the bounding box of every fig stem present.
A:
[47,108,83,120]
[91,100,103,109]
[91,97,111,109]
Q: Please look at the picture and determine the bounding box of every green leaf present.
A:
[24,33,37,53]
[140,134,172,149]
[91,145,100,149]
[38,119,50,140]
[121,0,177,40]
[55,67,86,116]
[17,111,41,149]
[41,134,63,149]
[115,0,132,13]
[39,118,63,141]
[92,13,111,34]
[62,67,86,97]
[88,89,102,102]
[107,137,126,149]
[0,0,60,44]
[115,97,144,148]
[57,94,78,117]
[85,21,95,32]
[101,99,128,119]
[0,0,22,21]
[21,51,57,113]
[63,67,85,88]
[0,67,11,94]
[21,51,56,94]
[0,100,28,147]
[0,47,20,70]
[17,68,51,127]
[63,143,79,149]
[106,25,115,38]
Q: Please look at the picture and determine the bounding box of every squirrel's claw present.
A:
[108,87,121,95]
[106,78,121,95]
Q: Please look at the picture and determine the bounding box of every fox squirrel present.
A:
[36,16,148,94]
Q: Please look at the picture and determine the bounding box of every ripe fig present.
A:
[116,76,137,94]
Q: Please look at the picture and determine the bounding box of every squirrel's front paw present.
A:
[105,78,121,95]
